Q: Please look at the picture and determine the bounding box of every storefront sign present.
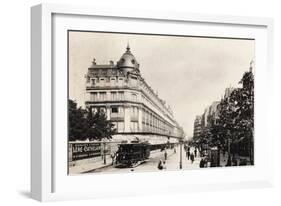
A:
[70,142,101,161]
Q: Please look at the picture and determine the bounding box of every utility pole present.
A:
[179,138,183,169]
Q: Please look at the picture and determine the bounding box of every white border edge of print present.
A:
[31,3,274,202]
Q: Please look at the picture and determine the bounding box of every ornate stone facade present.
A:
[85,45,183,143]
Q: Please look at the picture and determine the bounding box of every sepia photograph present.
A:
[67,30,255,175]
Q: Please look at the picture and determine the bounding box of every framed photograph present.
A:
[31,3,274,201]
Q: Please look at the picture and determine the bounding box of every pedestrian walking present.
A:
[190,153,195,164]
[199,157,205,168]
[174,147,176,154]
[164,150,167,160]
[194,148,197,158]
[158,159,164,170]
[115,153,119,165]
[187,150,190,160]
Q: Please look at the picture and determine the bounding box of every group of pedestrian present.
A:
[185,145,198,164]
[157,144,202,170]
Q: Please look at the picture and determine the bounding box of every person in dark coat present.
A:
[187,150,190,160]
[164,150,167,160]
[158,159,164,170]
[199,157,205,168]
[190,153,195,164]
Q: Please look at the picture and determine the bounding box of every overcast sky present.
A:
[69,31,254,137]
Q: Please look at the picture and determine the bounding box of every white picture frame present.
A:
[31,3,274,202]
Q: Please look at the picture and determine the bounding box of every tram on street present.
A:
[115,141,175,168]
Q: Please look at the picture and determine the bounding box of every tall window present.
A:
[142,109,145,122]
[142,122,146,132]
[99,92,106,101]
[130,122,138,132]
[90,92,98,101]
[111,92,117,101]
[130,107,138,118]
[146,111,149,125]
[118,91,124,100]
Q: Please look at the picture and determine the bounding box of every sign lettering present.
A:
[70,143,102,161]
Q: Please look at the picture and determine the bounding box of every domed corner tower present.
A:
[117,44,140,75]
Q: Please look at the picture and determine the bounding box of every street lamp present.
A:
[179,138,183,169]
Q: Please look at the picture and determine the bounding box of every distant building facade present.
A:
[193,115,202,139]
[193,87,236,137]
[84,45,183,144]
[193,86,237,137]
[200,101,220,129]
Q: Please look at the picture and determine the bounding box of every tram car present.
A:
[115,141,175,168]
[115,141,150,168]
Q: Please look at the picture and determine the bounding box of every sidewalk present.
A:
[150,148,176,160]
[69,157,113,174]
[71,147,179,174]
[162,146,201,170]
